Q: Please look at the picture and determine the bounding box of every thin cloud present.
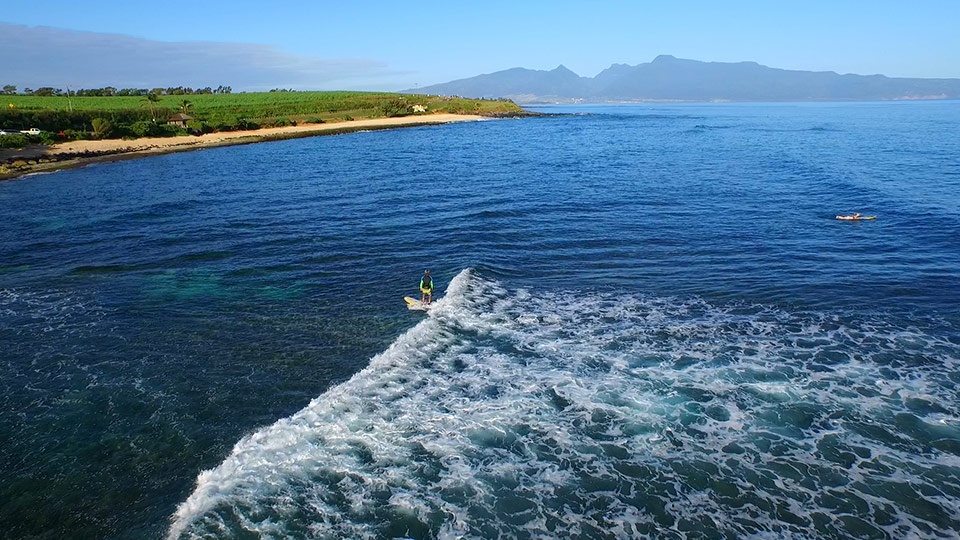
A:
[0,23,401,91]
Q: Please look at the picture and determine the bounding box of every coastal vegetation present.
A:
[0,90,524,147]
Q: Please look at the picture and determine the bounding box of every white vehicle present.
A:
[21,128,41,135]
[0,129,14,135]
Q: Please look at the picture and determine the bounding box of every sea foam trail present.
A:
[169,270,960,539]
[167,268,478,539]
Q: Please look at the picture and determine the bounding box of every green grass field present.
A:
[0,91,523,144]
[3,91,521,121]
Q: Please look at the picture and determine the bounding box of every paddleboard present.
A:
[836,215,876,221]
[404,296,433,311]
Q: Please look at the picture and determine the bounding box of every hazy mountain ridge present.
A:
[406,55,960,103]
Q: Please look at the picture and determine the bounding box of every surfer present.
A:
[836,213,876,221]
[419,270,434,304]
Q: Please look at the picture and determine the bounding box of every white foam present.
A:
[169,270,960,538]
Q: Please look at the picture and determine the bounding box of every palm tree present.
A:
[91,117,113,139]
[178,99,192,114]
[144,93,161,121]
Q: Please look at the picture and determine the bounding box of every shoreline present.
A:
[0,114,486,181]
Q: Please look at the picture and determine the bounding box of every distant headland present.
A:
[0,91,532,180]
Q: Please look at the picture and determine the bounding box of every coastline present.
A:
[0,114,485,181]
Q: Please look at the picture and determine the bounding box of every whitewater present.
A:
[169,269,960,538]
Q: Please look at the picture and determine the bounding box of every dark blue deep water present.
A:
[2,102,959,539]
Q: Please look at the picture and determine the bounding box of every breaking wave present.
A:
[169,269,960,539]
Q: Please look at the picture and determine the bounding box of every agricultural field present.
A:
[0,91,524,144]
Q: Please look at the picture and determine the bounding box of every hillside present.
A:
[407,56,960,103]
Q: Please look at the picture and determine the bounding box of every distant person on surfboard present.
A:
[836,213,876,221]
[420,270,434,304]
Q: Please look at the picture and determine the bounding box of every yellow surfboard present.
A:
[404,296,432,311]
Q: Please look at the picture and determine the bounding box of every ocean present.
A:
[1,102,958,539]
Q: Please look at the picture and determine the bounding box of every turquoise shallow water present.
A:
[1,102,959,539]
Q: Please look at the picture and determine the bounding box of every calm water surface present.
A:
[1,102,959,539]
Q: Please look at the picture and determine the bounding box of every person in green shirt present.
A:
[419,270,434,304]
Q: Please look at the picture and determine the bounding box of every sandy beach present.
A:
[0,113,484,180]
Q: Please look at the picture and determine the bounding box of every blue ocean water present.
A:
[1,102,959,539]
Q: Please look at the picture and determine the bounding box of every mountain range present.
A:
[405,55,960,104]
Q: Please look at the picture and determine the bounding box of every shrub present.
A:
[186,120,213,134]
[234,117,259,130]
[161,124,187,137]
[91,117,113,139]
[377,98,412,117]
[0,133,28,148]
[261,117,296,128]
[63,129,88,141]
[129,121,163,138]
[213,120,236,132]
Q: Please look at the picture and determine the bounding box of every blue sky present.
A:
[2,0,958,91]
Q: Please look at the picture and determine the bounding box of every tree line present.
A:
[1,85,233,96]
